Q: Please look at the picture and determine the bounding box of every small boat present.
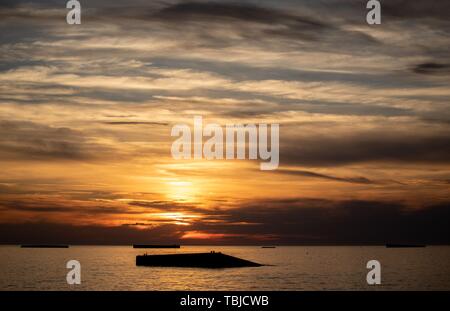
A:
[385,244,426,248]
[20,244,69,248]
[261,246,276,248]
[136,251,262,268]
[133,244,180,248]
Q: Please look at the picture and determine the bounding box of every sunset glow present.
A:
[0,0,449,245]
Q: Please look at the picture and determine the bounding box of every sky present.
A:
[0,0,449,245]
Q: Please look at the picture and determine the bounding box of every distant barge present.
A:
[20,244,69,248]
[261,246,276,248]
[133,244,180,249]
[386,244,426,248]
[136,252,262,268]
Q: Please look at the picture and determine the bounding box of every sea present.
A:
[1,245,449,290]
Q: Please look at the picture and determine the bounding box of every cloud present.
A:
[0,120,98,161]
[1,199,449,245]
[382,0,450,21]
[274,169,375,184]
[184,199,450,245]
[149,1,379,50]
[0,0,449,246]
[280,129,450,166]
[0,222,182,245]
[0,197,139,215]
[127,199,201,212]
[0,0,379,52]
[102,121,168,126]
[155,1,328,30]
[413,62,450,75]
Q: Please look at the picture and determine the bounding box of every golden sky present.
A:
[0,0,449,244]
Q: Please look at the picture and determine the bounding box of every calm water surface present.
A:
[0,245,449,290]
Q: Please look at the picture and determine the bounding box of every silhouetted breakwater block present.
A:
[20,244,69,248]
[133,244,180,248]
[386,244,426,248]
[136,252,262,268]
